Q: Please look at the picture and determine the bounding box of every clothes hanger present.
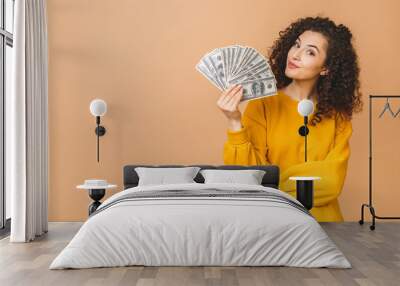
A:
[394,106,400,118]
[378,97,397,118]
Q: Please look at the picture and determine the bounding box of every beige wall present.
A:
[47,0,400,221]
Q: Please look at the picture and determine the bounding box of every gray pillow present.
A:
[200,169,266,185]
[135,167,201,186]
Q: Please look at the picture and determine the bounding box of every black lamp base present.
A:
[296,180,314,210]
[95,126,106,136]
[88,189,105,215]
[298,125,309,136]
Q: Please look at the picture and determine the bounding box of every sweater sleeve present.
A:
[223,99,271,165]
[279,117,353,207]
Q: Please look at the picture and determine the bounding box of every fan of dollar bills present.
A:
[195,45,278,102]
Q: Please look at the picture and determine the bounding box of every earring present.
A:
[320,70,328,76]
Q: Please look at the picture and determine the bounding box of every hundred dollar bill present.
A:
[229,62,275,84]
[207,49,227,89]
[195,59,224,91]
[239,78,278,102]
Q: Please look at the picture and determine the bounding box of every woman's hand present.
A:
[217,84,244,131]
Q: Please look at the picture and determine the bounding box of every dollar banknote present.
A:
[196,45,278,102]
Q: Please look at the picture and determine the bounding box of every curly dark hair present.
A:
[267,16,363,126]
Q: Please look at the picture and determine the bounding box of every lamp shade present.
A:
[90,99,107,117]
[297,99,314,116]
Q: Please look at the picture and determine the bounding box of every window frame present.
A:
[0,0,14,232]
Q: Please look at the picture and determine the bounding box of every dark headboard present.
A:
[123,165,280,190]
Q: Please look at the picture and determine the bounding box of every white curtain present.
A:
[8,0,49,242]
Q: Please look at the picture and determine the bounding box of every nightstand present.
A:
[77,180,117,215]
[289,176,321,210]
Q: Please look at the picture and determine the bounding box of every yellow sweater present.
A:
[223,89,352,222]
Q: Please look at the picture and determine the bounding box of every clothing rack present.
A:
[359,95,400,230]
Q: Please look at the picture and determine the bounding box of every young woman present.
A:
[219,16,363,222]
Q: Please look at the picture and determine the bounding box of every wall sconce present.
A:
[89,99,107,162]
[292,99,320,211]
[297,99,314,162]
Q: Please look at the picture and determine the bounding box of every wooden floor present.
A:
[0,222,399,286]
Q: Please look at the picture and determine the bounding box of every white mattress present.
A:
[49,183,351,269]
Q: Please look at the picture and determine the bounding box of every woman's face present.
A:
[285,30,329,80]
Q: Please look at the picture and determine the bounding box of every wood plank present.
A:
[0,222,399,285]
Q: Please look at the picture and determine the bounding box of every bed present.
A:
[49,164,351,269]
